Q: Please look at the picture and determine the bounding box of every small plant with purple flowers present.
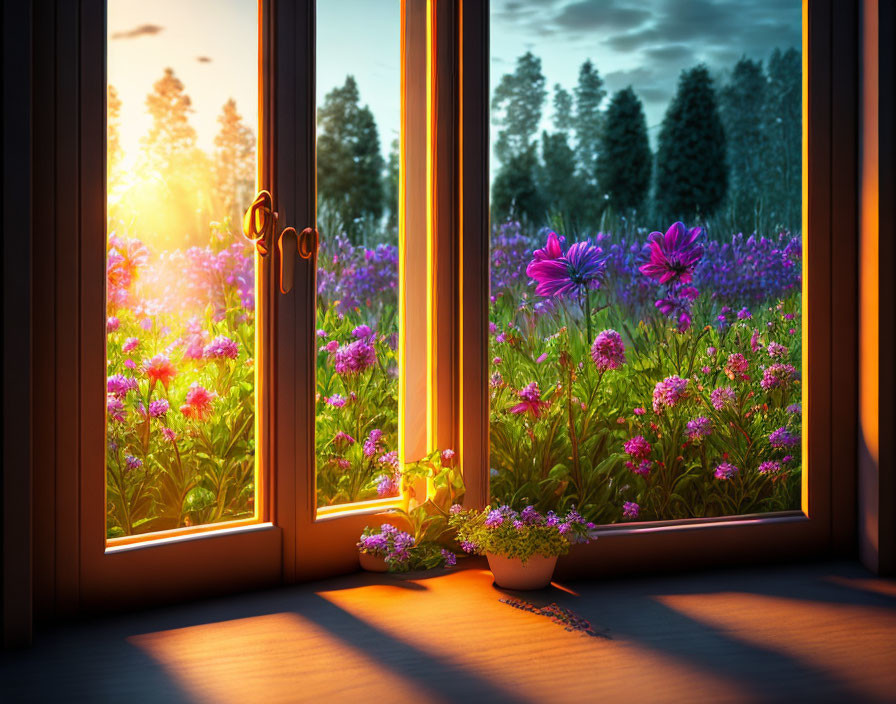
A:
[449,505,596,564]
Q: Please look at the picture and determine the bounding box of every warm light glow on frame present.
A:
[800,0,809,514]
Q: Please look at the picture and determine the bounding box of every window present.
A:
[487,2,804,523]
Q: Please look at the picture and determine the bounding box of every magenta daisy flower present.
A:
[591,329,626,371]
[526,232,607,298]
[639,222,704,285]
[510,382,550,418]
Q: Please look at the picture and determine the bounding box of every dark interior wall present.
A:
[2,1,34,647]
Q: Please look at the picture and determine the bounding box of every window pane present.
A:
[315,1,401,506]
[106,0,258,537]
[489,3,803,523]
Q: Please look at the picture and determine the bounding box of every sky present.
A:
[108,0,800,166]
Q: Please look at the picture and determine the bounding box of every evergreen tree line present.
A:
[490,49,801,237]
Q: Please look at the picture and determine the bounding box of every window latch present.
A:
[278,226,319,294]
[242,190,277,256]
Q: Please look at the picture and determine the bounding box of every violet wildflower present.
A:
[526,232,608,297]
[326,394,347,407]
[375,472,399,497]
[638,222,704,285]
[450,504,463,515]
[484,509,505,528]
[591,329,626,371]
[623,501,640,519]
[161,427,177,442]
[379,451,399,469]
[769,427,800,449]
[352,324,372,339]
[714,462,739,480]
[107,374,138,399]
[461,540,478,554]
[520,506,542,524]
[686,416,712,441]
[203,335,239,360]
[316,329,328,338]
[545,511,560,527]
[321,340,339,354]
[750,329,761,352]
[758,460,782,475]
[107,395,126,422]
[124,454,143,472]
[148,399,169,418]
[786,403,802,414]
[333,431,355,447]
[625,459,653,476]
[363,429,383,457]
[536,353,548,363]
[334,340,376,374]
[492,356,502,365]
[711,386,736,411]
[737,308,752,320]
[706,346,717,357]
[441,549,457,567]
[761,363,798,391]
[653,375,689,413]
[633,407,646,416]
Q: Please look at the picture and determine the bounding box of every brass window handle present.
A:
[278,226,319,294]
[242,190,277,256]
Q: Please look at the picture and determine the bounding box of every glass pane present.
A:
[489,4,803,523]
[105,0,259,537]
[315,0,401,507]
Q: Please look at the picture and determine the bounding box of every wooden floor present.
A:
[2,560,896,703]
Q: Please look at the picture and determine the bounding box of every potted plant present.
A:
[449,505,596,590]
[357,449,462,572]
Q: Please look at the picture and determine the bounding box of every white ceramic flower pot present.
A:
[486,553,558,590]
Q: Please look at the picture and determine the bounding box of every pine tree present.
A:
[538,130,583,232]
[655,64,728,221]
[552,84,574,135]
[317,75,385,241]
[143,67,197,168]
[491,52,546,165]
[720,57,767,231]
[107,84,123,174]
[763,48,801,231]
[491,145,543,225]
[596,87,652,213]
[213,98,256,224]
[384,138,399,230]
[573,60,606,183]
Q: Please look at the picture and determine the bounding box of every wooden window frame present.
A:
[450,0,860,576]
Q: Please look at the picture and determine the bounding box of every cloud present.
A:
[549,1,651,32]
[110,24,164,40]
[197,56,212,63]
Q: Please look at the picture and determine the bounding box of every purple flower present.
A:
[638,222,704,285]
[122,337,140,353]
[441,449,456,463]
[162,427,177,442]
[761,363,798,391]
[107,316,120,333]
[758,460,782,474]
[363,429,383,457]
[333,431,355,447]
[203,335,239,360]
[633,407,646,416]
[316,329,328,338]
[375,472,399,497]
[625,459,653,476]
[441,549,457,567]
[623,501,640,519]
[107,374,138,398]
[461,540,478,553]
[591,329,626,371]
[767,342,788,358]
[786,403,802,414]
[107,395,126,422]
[545,511,560,527]
[711,386,736,411]
[148,399,169,418]
[450,503,463,515]
[492,356,502,365]
[526,232,607,297]
[714,462,739,480]
[124,454,143,471]
[352,324,372,339]
[379,451,399,469]
[536,352,548,363]
[484,509,505,527]
[326,394,347,407]
[686,416,712,441]
[653,375,688,413]
[706,346,717,357]
[737,308,752,320]
[769,427,800,449]
[724,353,750,380]
[520,506,542,524]
[321,340,339,354]
[334,340,376,374]
[624,435,651,459]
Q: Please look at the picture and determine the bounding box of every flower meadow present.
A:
[105,213,801,535]
[489,220,802,524]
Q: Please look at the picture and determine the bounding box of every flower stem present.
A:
[583,288,593,344]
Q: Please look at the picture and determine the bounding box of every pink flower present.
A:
[724,353,749,380]
[203,335,239,360]
[334,340,376,374]
[441,449,456,464]
[760,363,798,391]
[686,416,712,441]
[591,329,626,372]
[633,407,646,416]
[510,382,549,418]
[638,222,704,285]
[124,359,136,369]
[122,337,139,353]
[333,431,355,448]
[107,395,126,422]
[143,354,177,389]
[107,374,138,398]
[624,435,651,459]
[767,342,788,358]
[711,386,736,411]
[623,501,640,519]
[161,427,177,442]
[652,376,688,413]
[714,462,739,480]
[107,316,120,333]
[180,383,216,421]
